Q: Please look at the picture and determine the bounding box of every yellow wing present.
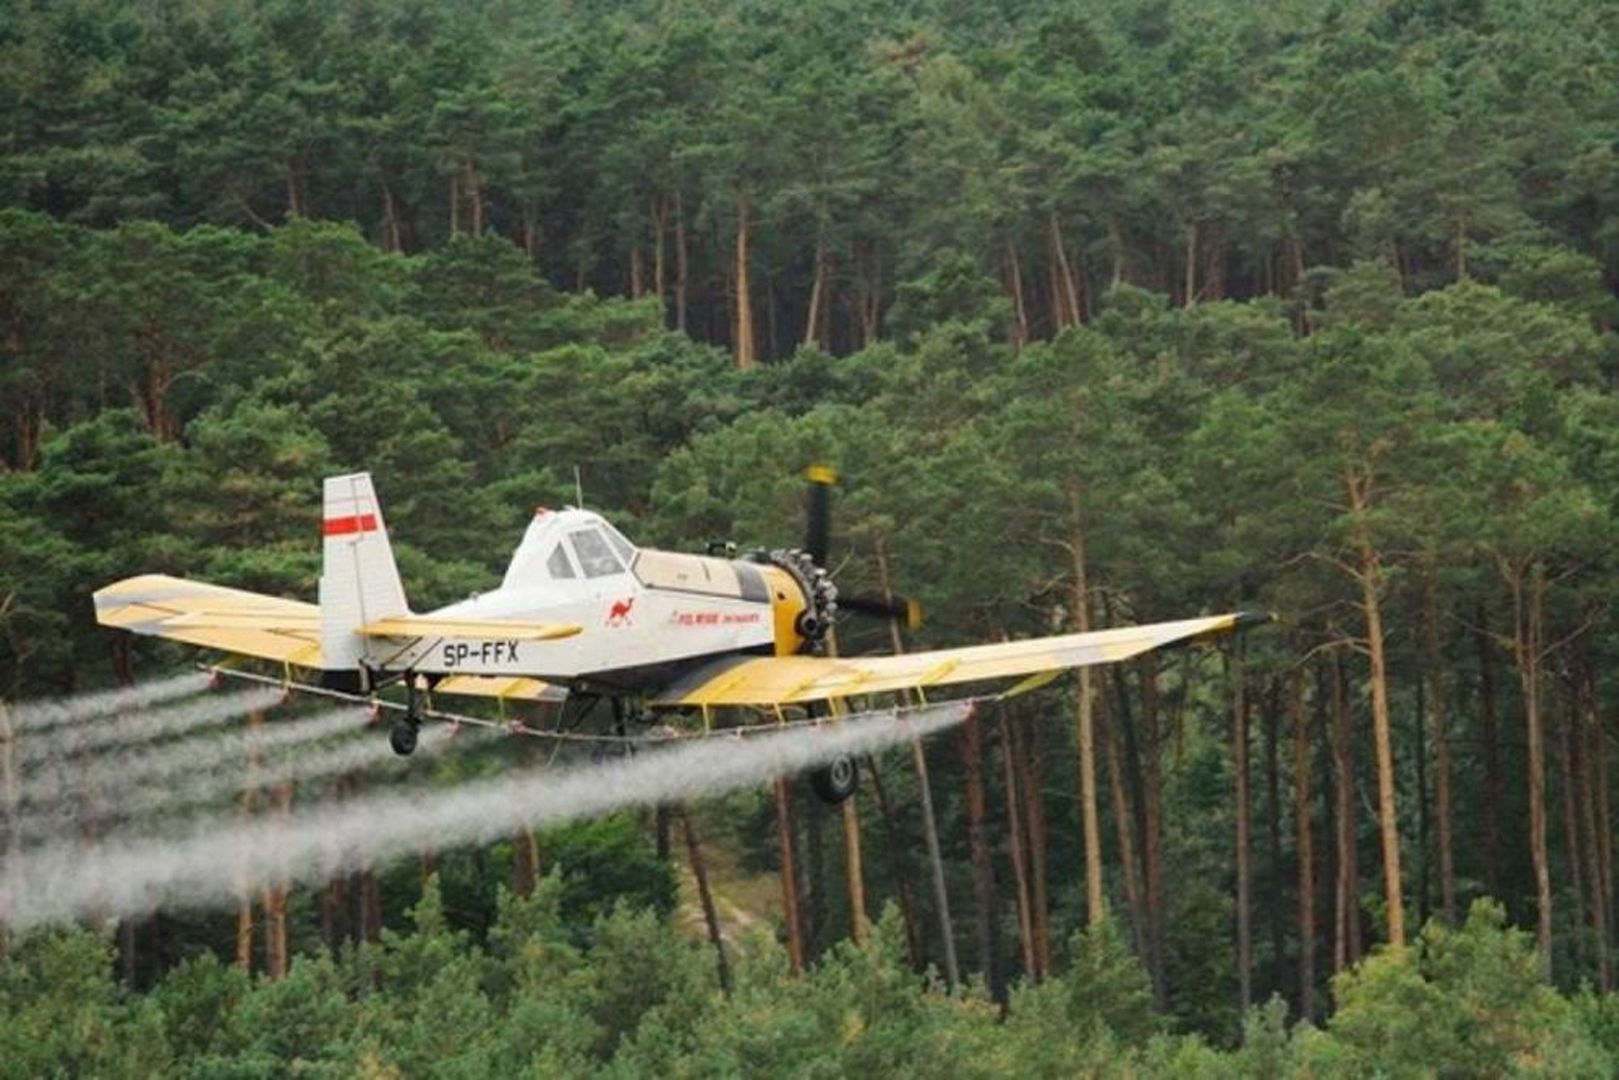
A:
[651,612,1266,707]
[94,574,323,667]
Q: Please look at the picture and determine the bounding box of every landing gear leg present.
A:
[390,675,423,757]
[592,697,636,764]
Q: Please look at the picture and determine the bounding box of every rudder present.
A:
[320,472,408,685]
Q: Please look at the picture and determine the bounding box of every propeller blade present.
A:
[805,464,836,567]
[839,592,923,631]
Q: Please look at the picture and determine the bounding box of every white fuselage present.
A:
[366,508,782,687]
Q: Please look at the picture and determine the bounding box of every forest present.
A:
[4,0,1619,1072]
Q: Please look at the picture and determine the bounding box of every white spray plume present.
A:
[18,707,373,812]
[18,720,460,844]
[4,672,213,733]
[16,687,286,765]
[0,700,971,929]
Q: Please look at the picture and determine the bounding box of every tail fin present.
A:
[320,472,408,681]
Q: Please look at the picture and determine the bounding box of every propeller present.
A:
[802,466,922,632]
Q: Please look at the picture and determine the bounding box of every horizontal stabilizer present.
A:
[94,574,323,667]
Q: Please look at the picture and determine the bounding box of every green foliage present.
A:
[540,814,679,928]
[1306,901,1612,1076]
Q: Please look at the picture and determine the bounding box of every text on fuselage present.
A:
[441,640,523,667]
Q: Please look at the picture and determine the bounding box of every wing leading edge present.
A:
[650,612,1268,708]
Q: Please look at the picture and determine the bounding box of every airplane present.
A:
[93,470,1267,803]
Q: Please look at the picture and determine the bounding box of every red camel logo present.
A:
[606,597,635,627]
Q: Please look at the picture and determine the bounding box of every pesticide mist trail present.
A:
[0,700,973,930]
[17,706,373,813]
[16,686,286,766]
[17,719,462,844]
[4,672,213,733]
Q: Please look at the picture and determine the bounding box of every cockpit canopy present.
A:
[502,508,637,590]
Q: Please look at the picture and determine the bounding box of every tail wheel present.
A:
[810,754,859,804]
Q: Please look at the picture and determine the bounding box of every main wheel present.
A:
[810,754,859,804]
[389,718,419,757]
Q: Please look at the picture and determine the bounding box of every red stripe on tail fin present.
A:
[323,513,378,537]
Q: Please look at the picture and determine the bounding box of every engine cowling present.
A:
[748,549,838,657]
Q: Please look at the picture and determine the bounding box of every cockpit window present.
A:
[602,523,635,565]
[546,543,577,579]
[569,529,625,578]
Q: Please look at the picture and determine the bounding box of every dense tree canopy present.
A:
[5,0,1619,1072]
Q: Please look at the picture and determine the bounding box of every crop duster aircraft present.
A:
[94,471,1265,802]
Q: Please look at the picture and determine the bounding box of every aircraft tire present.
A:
[389,718,419,756]
[810,754,859,804]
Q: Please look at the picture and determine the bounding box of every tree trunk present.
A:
[522,205,540,261]
[1108,218,1126,288]
[1,697,18,872]
[629,245,644,299]
[915,735,960,990]
[1067,487,1103,926]
[773,776,805,974]
[958,712,1004,1004]
[1415,675,1430,927]
[1020,712,1052,979]
[874,536,957,982]
[1332,647,1362,970]
[1101,694,1148,964]
[805,234,829,347]
[321,874,347,954]
[1423,570,1457,924]
[1265,679,1286,997]
[804,791,825,955]
[1479,604,1504,898]
[511,828,541,897]
[733,197,756,369]
[361,868,382,943]
[1232,642,1253,1012]
[1004,234,1029,347]
[652,195,667,307]
[1512,561,1553,973]
[1183,222,1198,308]
[1561,695,1586,975]
[1347,470,1405,949]
[234,710,263,971]
[674,190,689,333]
[262,779,293,980]
[864,754,923,968]
[1292,668,1316,1020]
[681,808,732,994]
[1140,658,1166,1004]
[842,796,868,945]
[1049,212,1083,331]
[853,241,882,348]
[1583,658,1614,989]
[999,710,1036,981]
[1579,704,1611,989]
